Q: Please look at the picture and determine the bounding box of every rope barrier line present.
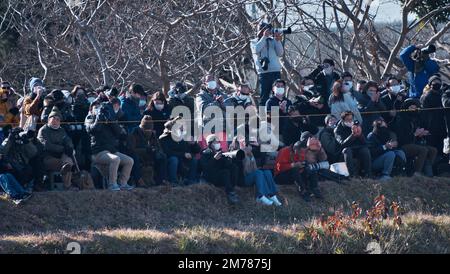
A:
[1,106,448,126]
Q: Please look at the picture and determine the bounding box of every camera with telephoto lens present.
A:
[221,149,245,161]
[97,102,116,122]
[412,44,436,61]
[306,161,330,172]
[10,128,33,145]
[259,57,270,71]
[272,27,292,35]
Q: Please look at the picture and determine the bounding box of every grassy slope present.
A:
[1,176,450,254]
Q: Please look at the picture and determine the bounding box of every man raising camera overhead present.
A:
[250,22,287,106]
[400,44,439,98]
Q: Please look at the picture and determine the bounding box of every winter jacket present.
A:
[282,118,319,146]
[143,105,171,138]
[120,96,142,133]
[199,148,236,180]
[420,89,446,141]
[367,128,396,159]
[85,114,125,155]
[37,124,73,159]
[318,126,341,161]
[308,67,340,99]
[359,98,386,135]
[195,88,228,129]
[274,145,327,176]
[329,93,363,123]
[393,112,427,147]
[334,120,367,149]
[400,45,439,98]
[250,37,284,74]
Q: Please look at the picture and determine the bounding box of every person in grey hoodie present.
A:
[250,23,284,106]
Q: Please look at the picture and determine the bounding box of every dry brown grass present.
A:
[1,176,450,253]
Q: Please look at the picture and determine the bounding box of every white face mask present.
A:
[390,85,401,94]
[324,67,333,75]
[154,103,164,111]
[207,81,217,90]
[139,100,147,107]
[343,81,353,92]
[304,85,314,92]
[275,87,285,96]
[213,143,221,151]
[87,97,96,104]
[344,121,353,128]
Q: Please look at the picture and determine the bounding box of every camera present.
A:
[9,128,32,145]
[222,149,245,161]
[97,102,116,122]
[306,161,330,172]
[272,27,292,35]
[259,57,270,71]
[412,44,436,61]
[421,44,436,55]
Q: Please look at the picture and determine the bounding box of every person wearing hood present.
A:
[120,83,146,133]
[367,117,407,180]
[199,134,240,204]
[159,116,199,185]
[85,101,135,191]
[381,76,407,126]
[393,98,437,177]
[37,107,76,190]
[318,114,341,164]
[334,110,372,178]
[308,59,340,99]
[143,91,171,138]
[420,75,446,154]
[127,115,168,186]
[20,77,46,131]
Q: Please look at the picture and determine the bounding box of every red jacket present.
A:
[274,146,306,176]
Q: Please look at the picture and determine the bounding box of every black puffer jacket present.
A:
[334,120,367,148]
[85,114,125,155]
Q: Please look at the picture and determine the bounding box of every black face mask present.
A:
[432,83,442,91]
[1,98,8,102]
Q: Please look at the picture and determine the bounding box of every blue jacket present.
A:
[120,96,142,133]
[400,45,439,98]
